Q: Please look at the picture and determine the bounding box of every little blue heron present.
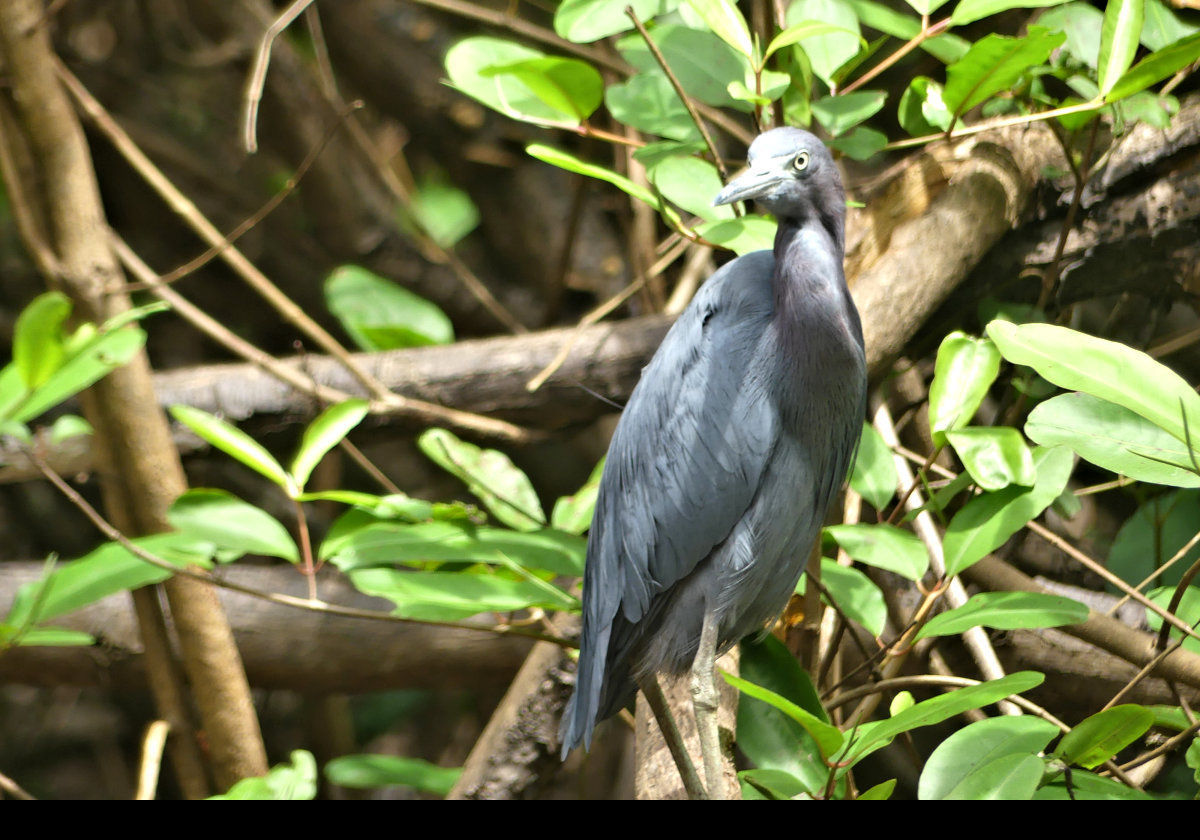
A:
[559,128,867,799]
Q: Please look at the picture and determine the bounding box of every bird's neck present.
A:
[771,215,847,308]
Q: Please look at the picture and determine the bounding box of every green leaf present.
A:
[619,26,751,111]
[405,175,480,249]
[724,672,845,761]
[348,567,574,621]
[48,414,93,446]
[696,215,778,255]
[942,446,1074,578]
[210,751,317,800]
[916,591,1089,640]
[684,0,754,57]
[605,72,701,142]
[527,143,668,215]
[857,779,897,800]
[846,0,970,63]
[5,534,215,627]
[903,0,953,16]
[898,76,952,136]
[168,488,299,562]
[13,292,71,389]
[1145,585,1200,654]
[811,91,887,136]
[951,0,1070,26]
[323,521,585,577]
[15,327,146,422]
[551,458,604,535]
[479,56,604,122]
[738,768,810,799]
[787,0,862,86]
[418,428,545,531]
[1141,0,1198,51]
[1026,392,1200,487]
[555,0,672,43]
[1105,32,1200,101]
[825,523,929,581]
[650,156,735,222]
[840,672,1046,765]
[325,755,461,796]
[1109,490,1200,589]
[1034,769,1155,799]
[928,332,1001,445]
[828,126,887,160]
[1055,704,1155,768]
[325,265,454,352]
[445,38,567,124]
[1039,2,1105,68]
[850,422,897,510]
[290,399,370,490]
[170,405,294,494]
[1097,0,1147,96]
[918,715,1060,799]
[0,625,94,647]
[821,559,887,636]
[737,635,831,795]
[943,27,1066,118]
[765,20,863,61]
[945,426,1036,491]
[986,320,1200,449]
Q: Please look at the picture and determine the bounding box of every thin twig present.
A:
[242,0,317,153]
[841,17,951,95]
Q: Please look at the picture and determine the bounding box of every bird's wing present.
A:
[586,251,779,629]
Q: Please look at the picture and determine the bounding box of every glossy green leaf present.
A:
[825,523,929,581]
[15,327,146,422]
[551,458,604,535]
[405,176,480,249]
[1109,490,1200,589]
[13,292,71,389]
[943,446,1074,578]
[325,265,454,352]
[325,755,461,796]
[1034,769,1154,799]
[857,779,897,800]
[1141,0,1199,50]
[916,591,1089,640]
[919,715,1060,799]
[685,0,754,57]
[828,126,887,160]
[348,567,574,621]
[5,534,215,628]
[1055,704,1155,769]
[903,0,953,16]
[727,69,791,106]
[737,635,830,795]
[846,0,970,63]
[554,0,671,42]
[1105,32,1200,101]
[850,422,897,510]
[765,20,862,61]
[605,72,701,142]
[1145,585,1200,654]
[479,56,604,122]
[821,559,887,636]
[210,751,316,800]
[1026,392,1200,487]
[898,76,952,136]
[170,405,293,493]
[0,625,94,648]
[617,33,750,113]
[651,156,735,222]
[738,768,810,799]
[445,38,569,124]
[1038,1,1105,68]
[840,672,1045,764]
[1097,0,1146,96]
[951,0,1070,26]
[168,488,299,562]
[696,215,777,255]
[943,28,1066,118]
[724,672,845,760]
[928,332,1001,444]
[945,426,1036,491]
[418,428,545,531]
[323,521,585,577]
[290,399,369,490]
[788,0,862,86]
[811,91,886,136]
[48,414,93,446]
[528,144,669,216]
[987,320,1200,449]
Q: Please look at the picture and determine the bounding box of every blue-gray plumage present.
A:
[559,129,867,791]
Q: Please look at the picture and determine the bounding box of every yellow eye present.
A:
[792,151,810,172]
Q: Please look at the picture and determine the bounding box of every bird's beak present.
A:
[713,165,786,207]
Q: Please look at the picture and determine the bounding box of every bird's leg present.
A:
[639,675,709,800]
[690,608,726,800]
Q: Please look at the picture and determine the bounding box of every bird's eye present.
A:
[792,151,810,173]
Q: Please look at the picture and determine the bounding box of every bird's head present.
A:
[713,127,845,247]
